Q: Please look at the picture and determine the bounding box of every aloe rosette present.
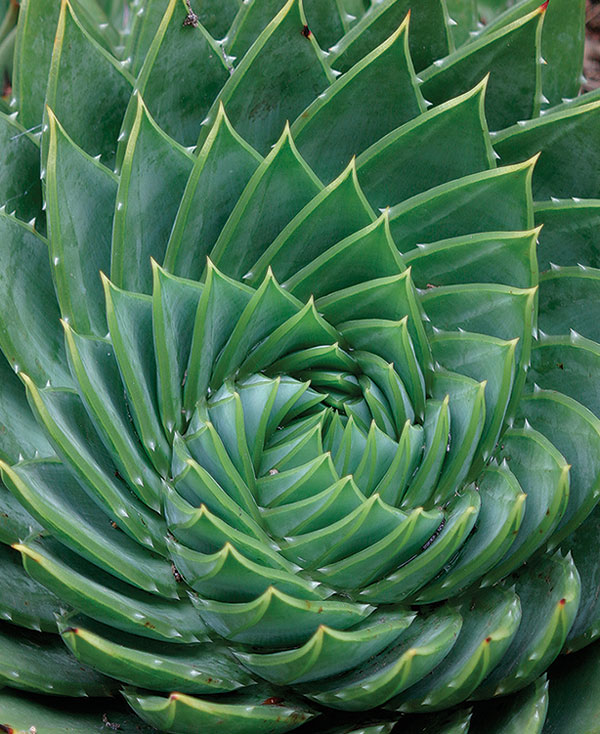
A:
[0,0,599,732]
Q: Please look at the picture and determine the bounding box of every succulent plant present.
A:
[0,0,599,732]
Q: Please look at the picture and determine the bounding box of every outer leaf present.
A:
[291,15,425,183]
[0,543,60,633]
[46,109,116,336]
[12,0,62,129]
[0,215,72,387]
[468,675,549,734]
[209,125,322,279]
[44,0,133,166]
[535,199,600,270]
[59,616,252,694]
[0,111,43,226]
[16,535,208,643]
[1,458,178,598]
[541,640,600,734]
[124,686,317,734]
[328,0,451,73]
[164,104,262,280]
[420,6,544,131]
[473,552,581,699]
[394,588,522,712]
[197,0,333,155]
[111,95,193,293]
[389,158,535,253]
[493,97,600,200]
[247,160,376,285]
[0,689,158,733]
[356,79,495,209]
[0,622,113,696]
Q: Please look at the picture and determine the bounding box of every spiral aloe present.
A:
[0,0,599,732]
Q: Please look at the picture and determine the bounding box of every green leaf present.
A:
[247,159,376,285]
[478,0,585,106]
[421,284,537,411]
[183,262,253,414]
[538,266,600,342]
[314,504,444,590]
[209,125,322,279]
[328,0,450,73]
[235,610,414,685]
[22,381,168,553]
[152,263,203,437]
[197,0,241,40]
[0,357,54,465]
[127,0,169,76]
[535,199,600,270]
[0,543,60,633]
[0,688,158,733]
[164,104,262,280]
[0,486,42,546]
[394,588,521,712]
[1,458,178,599]
[400,398,449,508]
[240,299,339,376]
[445,0,478,46]
[103,278,171,476]
[12,0,62,129]
[302,0,347,48]
[519,389,600,547]
[356,79,495,209]
[493,97,600,200]
[68,0,121,54]
[59,615,252,693]
[389,158,536,253]
[284,214,404,301]
[197,0,333,155]
[127,0,229,147]
[291,15,424,183]
[431,332,518,470]
[194,586,374,646]
[63,325,164,511]
[562,505,600,653]
[473,551,581,699]
[483,425,569,583]
[0,215,72,388]
[341,317,425,420]
[541,640,600,734]
[169,536,321,602]
[225,0,288,60]
[210,270,302,387]
[430,371,486,505]
[539,0,585,105]
[420,6,543,131]
[0,621,113,696]
[468,675,549,734]
[44,0,133,166]
[415,463,526,603]
[358,489,480,603]
[17,535,208,644]
[405,229,538,290]
[0,111,43,227]
[124,685,317,734]
[307,606,462,711]
[318,270,430,376]
[46,109,116,336]
[111,94,194,294]
[529,332,600,419]
[163,489,284,568]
